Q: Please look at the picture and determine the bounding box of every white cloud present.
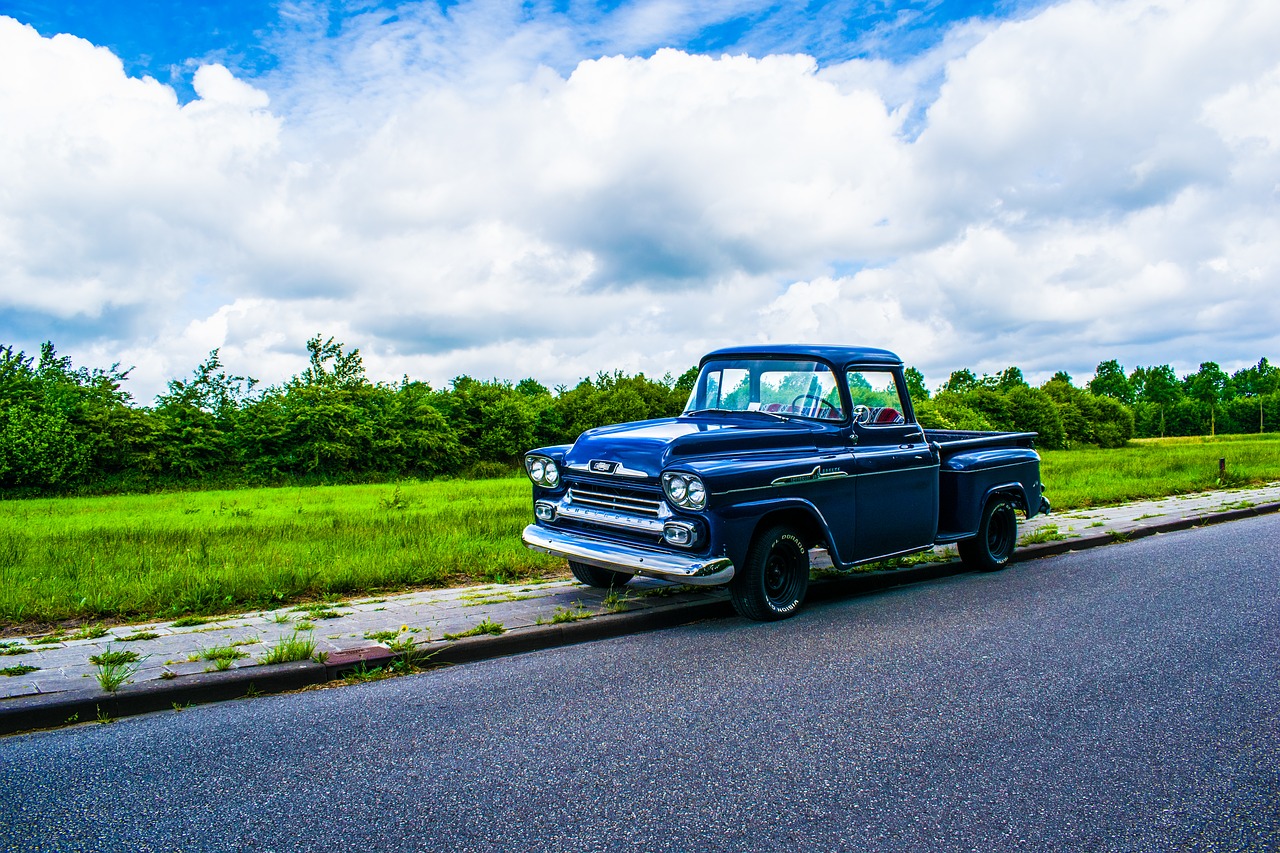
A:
[1,0,1279,403]
[191,63,271,109]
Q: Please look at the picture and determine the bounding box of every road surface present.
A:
[3,515,1277,852]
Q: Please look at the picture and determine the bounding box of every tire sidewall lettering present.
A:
[768,534,806,614]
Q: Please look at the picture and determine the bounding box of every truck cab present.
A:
[522,345,1049,621]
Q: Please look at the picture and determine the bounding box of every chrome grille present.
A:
[567,485,663,518]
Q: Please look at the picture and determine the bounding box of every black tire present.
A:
[569,561,632,589]
[729,525,810,621]
[958,499,1018,572]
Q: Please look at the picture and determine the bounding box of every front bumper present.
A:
[522,524,735,586]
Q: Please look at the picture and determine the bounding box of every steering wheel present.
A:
[791,393,837,418]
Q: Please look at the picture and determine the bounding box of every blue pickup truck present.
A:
[522,345,1050,621]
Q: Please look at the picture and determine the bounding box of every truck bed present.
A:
[925,429,1046,541]
[924,429,1039,454]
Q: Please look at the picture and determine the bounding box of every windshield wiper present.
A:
[684,408,790,421]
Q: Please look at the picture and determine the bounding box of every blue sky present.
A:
[9,0,1034,103]
[0,0,1277,401]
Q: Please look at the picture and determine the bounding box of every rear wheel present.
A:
[569,561,632,589]
[958,498,1017,572]
[730,525,810,621]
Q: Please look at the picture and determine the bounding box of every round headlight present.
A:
[529,459,545,483]
[668,477,688,502]
[543,462,559,486]
[686,479,706,508]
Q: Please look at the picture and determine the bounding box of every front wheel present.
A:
[569,561,632,589]
[958,499,1017,572]
[730,525,810,621]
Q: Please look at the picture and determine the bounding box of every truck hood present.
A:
[565,415,838,479]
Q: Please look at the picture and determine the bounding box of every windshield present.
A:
[683,358,845,421]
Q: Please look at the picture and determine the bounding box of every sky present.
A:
[1,0,1277,403]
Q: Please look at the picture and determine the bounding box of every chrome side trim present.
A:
[770,465,849,487]
[522,525,734,586]
[714,462,940,496]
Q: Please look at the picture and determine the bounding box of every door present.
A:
[845,368,939,560]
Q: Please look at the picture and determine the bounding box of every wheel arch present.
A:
[982,482,1030,514]
[753,507,827,550]
[716,498,832,569]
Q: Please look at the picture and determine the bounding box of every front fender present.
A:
[711,496,842,571]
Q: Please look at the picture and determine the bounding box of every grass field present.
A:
[3,434,1279,631]
[1040,433,1280,508]
[0,479,560,631]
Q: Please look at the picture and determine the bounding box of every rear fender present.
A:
[939,447,1044,537]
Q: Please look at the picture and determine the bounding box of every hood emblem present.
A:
[567,460,648,478]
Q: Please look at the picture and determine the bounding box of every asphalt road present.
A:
[3,516,1278,853]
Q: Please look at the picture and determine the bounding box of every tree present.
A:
[1040,376,1091,447]
[674,366,699,396]
[1232,358,1280,396]
[0,346,90,488]
[942,369,980,395]
[1129,364,1182,437]
[1185,362,1230,436]
[1131,365,1181,406]
[155,349,256,417]
[1088,359,1132,404]
[930,391,995,431]
[904,367,929,402]
[297,336,366,389]
[994,366,1027,393]
[151,350,258,478]
[1004,386,1066,449]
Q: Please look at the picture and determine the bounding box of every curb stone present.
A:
[3,497,1278,737]
[0,661,324,734]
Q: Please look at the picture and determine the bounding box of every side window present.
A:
[845,370,907,426]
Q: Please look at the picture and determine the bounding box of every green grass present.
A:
[1019,525,1066,545]
[89,648,141,667]
[0,479,561,628]
[1,664,39,677]
[1042,433,1280,510]
[90,645,141,692]
[191,644,250,671]
[536,603,589,625]
[261,630,316,665]
[443,618,504,640]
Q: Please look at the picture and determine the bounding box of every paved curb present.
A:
[1011,500,1280,561]
[4,499,1278,737]
[0,661,324,734]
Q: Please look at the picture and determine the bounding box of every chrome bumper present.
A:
[522,524,735,586]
